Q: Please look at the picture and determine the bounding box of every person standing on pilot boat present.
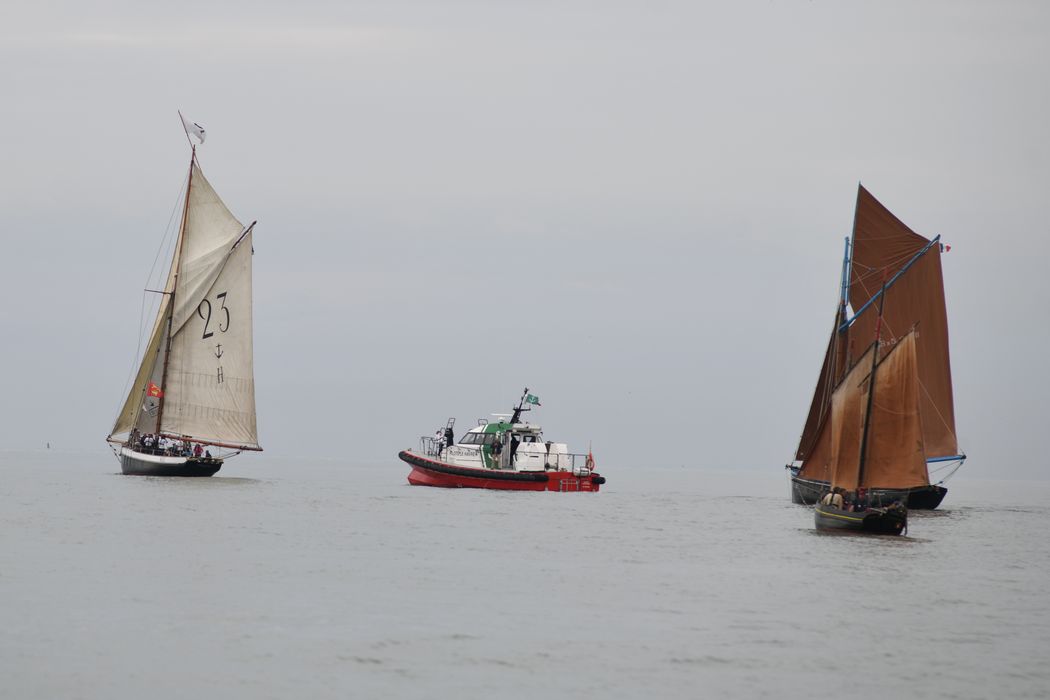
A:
[490,434,503,469]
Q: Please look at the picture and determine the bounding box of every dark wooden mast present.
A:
[155,146,195,433]
[856,275,888,489]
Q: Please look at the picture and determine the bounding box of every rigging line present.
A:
[852,244,925,280]
[852,248,920,288]
[111,171,190,428]
[840,236,940,332]
[917,377,958,442]
[146,171,190,295]
[858,233,922,242]
[853,270,901,343]
[854,250,914,276]
[868,401,918,416]
[136,172,187,357]
[930,460,964,484]
[928,459,963,474]
[110,291,152,426]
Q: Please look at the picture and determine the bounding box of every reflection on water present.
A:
[108,474,266,486]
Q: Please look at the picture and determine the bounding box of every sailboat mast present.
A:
[856,275,888,489]
[838,235,852,311]
[829,235,851,387]
[155,146,195,433]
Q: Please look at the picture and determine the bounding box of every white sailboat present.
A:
[107,122,261,476]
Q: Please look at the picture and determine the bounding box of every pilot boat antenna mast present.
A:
[510,387,533,425]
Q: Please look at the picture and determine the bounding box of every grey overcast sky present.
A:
[1,1,1047,478]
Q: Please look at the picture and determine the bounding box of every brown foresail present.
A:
[828,333,927,491]
[828,345,871,492]
[862,332,928,489]
[795,312,844,463]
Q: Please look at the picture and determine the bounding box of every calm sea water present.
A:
[1,449,1047,699]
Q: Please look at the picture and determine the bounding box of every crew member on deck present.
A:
[491,435,503,468]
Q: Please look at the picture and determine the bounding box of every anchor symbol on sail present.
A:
[214,344,223,359]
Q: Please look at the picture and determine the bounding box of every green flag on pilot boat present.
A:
[526,394,541,405]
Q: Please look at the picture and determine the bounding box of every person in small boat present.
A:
[856,487,869,510]
[433,428,445,455]
[444,427,454,449]
[820,487,844,509]
[194,443,203,458]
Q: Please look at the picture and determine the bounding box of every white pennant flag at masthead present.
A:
[180,112,206,144]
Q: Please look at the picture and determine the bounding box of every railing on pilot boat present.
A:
[416,435,595,473]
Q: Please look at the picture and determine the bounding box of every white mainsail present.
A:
[109,155,260,450]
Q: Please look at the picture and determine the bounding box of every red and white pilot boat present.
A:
[398,389,605,492]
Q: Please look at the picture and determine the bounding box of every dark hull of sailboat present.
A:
[789,474,946,510]
[120,450,223,477]
[398,450,604,492]
[814,504,907,535]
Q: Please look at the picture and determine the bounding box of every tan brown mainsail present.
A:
[796,186,958,486]
[846,187,956,459]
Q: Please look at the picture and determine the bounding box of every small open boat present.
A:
[811,269,919,535]
[814,501,907,535]
[398,389,605,492]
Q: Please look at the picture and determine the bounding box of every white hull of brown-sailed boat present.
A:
[119,446,223,477]
[814,502,907,536]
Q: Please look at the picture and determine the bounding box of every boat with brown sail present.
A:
[813,276,915,535]
[787,186,965,509]
[106,116,262,476]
